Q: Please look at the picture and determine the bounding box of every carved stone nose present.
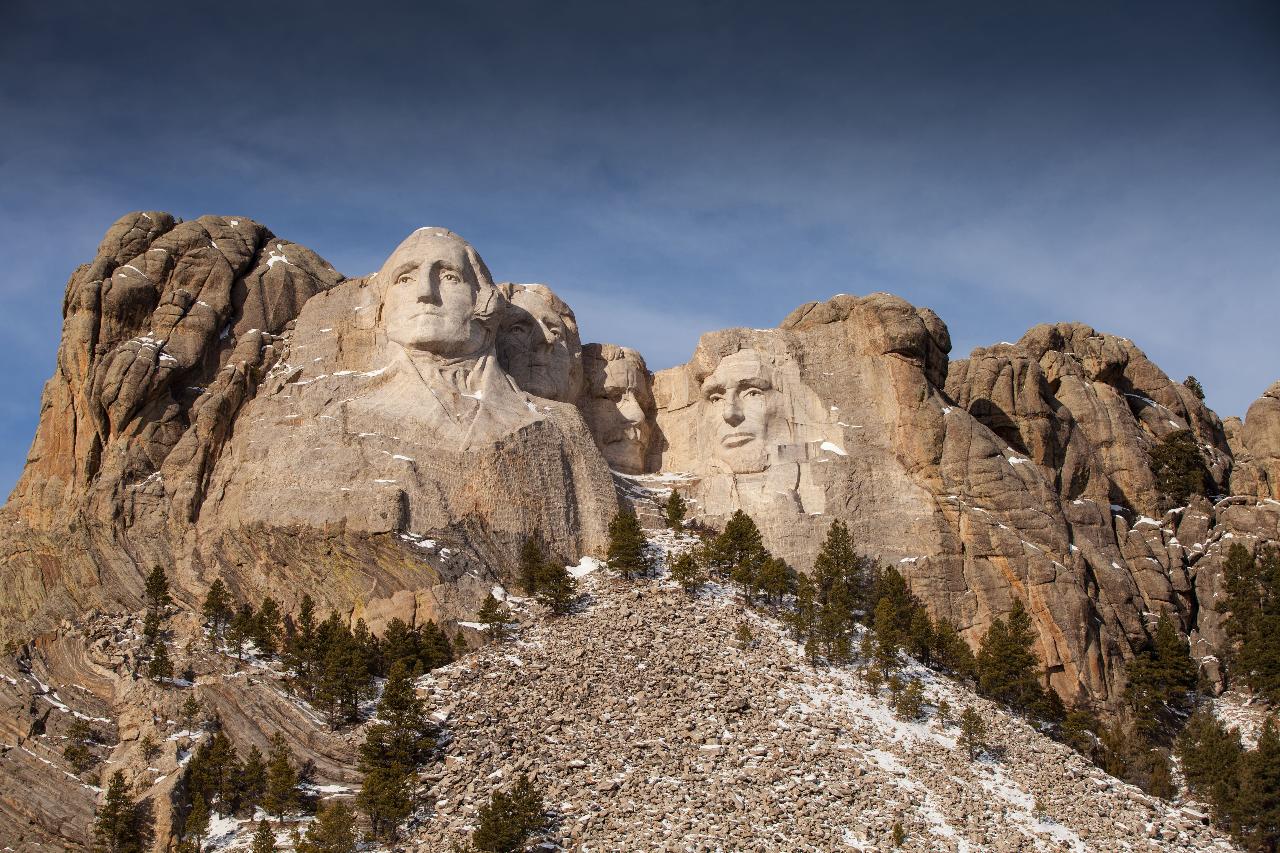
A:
[722,395,745,426]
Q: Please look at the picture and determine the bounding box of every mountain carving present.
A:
[3,211,1279,707]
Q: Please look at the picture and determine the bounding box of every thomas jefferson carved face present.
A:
[497,285,582,402]
[701,349,779,474]
[380,229,497,360]
[579,345,653,473]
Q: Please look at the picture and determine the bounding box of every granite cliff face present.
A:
[1,212,1278,848]
[0,216,616,646]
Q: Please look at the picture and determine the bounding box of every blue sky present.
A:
[2,1,1278,497]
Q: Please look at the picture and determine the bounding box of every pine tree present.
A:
[1236,718,1280,850]
[471,775,544,853]
[202,580,232,636]
[536,560,577,615]
[518,537,545,594]
[669,551,704,593]
[296,800,357,853]
[1183,375,1206,401]
[894,679,925,721]
[756,557,794,608]
[1148,429,1208,508]
[263,733,297,822]
[250,820,277,853]
[906,608,935,667]
[477,594,509,643]
[142,610,162,645]
[418,620,455,671]
[254,597,283,657]
[148,639,174,682]
[358,661,435,838]
[792,573,817,640]
[931,618,977,679]
[976,600,1049,716]
[1177,710,1242,821]
[181,694,202,730]
[664,489,687,529]
[606,508,651,580]
[144,565,172,610]
[241,745,268,815]
[959,706,988,760]
[1124,613,1198,743]
[183,794,210,851]
[64,718,97,772]
[92,770,151,853]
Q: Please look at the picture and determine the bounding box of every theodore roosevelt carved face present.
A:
[379,228,499,360]
[701,349,780,474]
[579,344,654,474]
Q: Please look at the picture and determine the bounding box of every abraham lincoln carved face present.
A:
[701,349,781,474]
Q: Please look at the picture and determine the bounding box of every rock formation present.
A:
[0,218,615,646]
[1227,381,1280,501]
[1,212,1278,849]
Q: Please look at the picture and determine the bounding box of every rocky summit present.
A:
[0,212,1277,850]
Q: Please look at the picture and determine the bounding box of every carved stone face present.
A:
[380,229,495,360]
[580,346,653,473]
[701,349,779,474]
[498,285,581,402]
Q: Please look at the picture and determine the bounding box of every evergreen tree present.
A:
[1236,718,1280,851]
[264,733,298,822]
[477,594,509,643]
[1058,709,1102,763]
[286,593,318,684]
[791,573,817,640]
[931,618,977,679]
[64,718,98,772]
[471,775,544,853]
[536,560,577,615]
[144,565,172,610]
[181,694,202,730]
[358,661,435,838]
[296,800,357,853]
[148,639,174,682]
[606,508,651,580]
[254,597,283,657]
[92,771,152,853]
[240,745,268,815]
[664,489,687,529]
[183,794,210,851]
[894,679,925,721]
[518,537,545,594]
[1148,429,1208,508]
[142,610,162,645]
[959,707,988,760]
[418,620,455,672]
[1234,547,1280,700]
[202,579,232,636]
[250,820,277,853]
[906,608,935,667]
[1177,711,1242,821]
[1123,614,1198,742]
[1184,375,1206,401]
[976,600,1050,716]
[756,557,794,608]
[669,551,704,593]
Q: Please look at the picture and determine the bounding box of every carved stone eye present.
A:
[397,273,414,285]
[440,270,462,284]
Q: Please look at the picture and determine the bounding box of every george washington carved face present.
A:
[701,349,780,474]
[379,229,499,360]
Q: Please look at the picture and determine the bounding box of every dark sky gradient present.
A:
[2,1,1278,497]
